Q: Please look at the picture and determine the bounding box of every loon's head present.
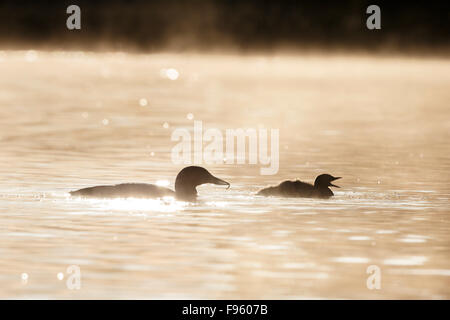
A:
[174,166,230,200]
[314,174,341,189]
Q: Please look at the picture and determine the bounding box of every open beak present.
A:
[329,177,341,188]
[210,175,231,189]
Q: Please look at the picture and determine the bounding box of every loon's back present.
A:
[257,180,313,196]
[257,180,334,198]
[70,183,175,199]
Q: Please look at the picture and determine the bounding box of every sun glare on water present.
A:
[74,196,185,213]
[155,180,170,187]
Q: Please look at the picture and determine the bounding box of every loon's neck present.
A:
[174,184,198,201]
[315,185,334,197]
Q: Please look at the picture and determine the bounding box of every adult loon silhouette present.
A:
[257,174,341,199]
[70,166,230,201]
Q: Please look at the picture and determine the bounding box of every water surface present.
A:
[0,51,449,299]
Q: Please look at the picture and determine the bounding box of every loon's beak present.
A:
[329,177,341,188]
[210,175,231,189]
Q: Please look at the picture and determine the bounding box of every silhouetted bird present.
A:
[70,166,230,201]
[257,174,341,199]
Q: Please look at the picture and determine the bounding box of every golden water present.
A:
[0,51,449,299]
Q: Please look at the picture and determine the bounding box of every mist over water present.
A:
[0,51,449,298]
[1,1,448,54]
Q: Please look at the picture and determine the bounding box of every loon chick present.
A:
[257,174,341,199]
[70,166,230,201]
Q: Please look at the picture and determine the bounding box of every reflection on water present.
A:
[0,51,449,299]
